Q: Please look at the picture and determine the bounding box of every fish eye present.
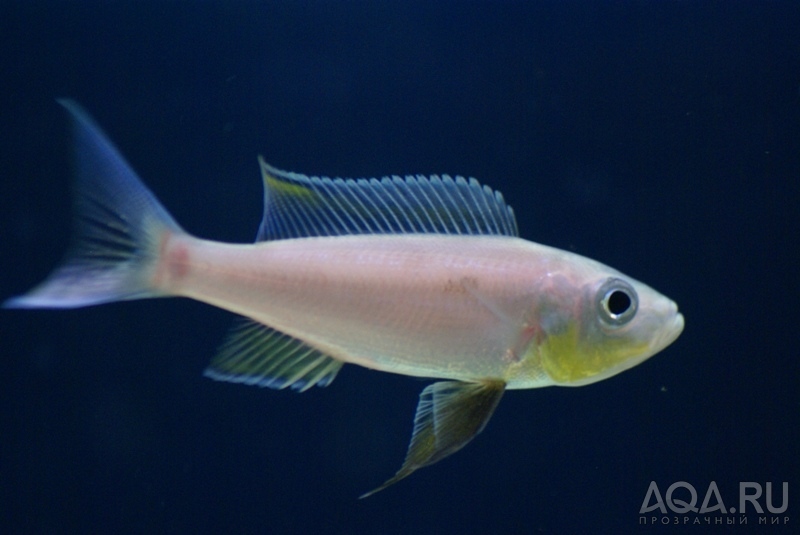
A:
[595,278,638,327]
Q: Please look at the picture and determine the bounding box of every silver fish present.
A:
[4,101,684,497]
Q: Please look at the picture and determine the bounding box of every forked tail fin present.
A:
[3,100,184,309]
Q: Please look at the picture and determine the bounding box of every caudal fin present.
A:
[3,100,184,309]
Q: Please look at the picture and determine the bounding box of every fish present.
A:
[4,101,684,497]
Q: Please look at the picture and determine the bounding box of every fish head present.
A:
[537,267,684,387]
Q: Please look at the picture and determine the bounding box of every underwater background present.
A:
[0,2,797,533]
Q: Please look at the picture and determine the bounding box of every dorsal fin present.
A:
[256,158,518,242]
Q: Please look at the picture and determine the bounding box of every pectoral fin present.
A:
[360,379,505,498]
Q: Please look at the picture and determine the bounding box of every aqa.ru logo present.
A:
[639,481,789,526]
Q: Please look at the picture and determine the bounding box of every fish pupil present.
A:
[607,290,631,316]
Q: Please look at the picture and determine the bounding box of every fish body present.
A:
[165,233,678,389]
[5,101,684,496]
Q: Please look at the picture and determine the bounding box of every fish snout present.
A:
[653,300,684,351]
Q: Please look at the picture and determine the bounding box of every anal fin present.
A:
[204,318,343,393]
[360,379,505,498]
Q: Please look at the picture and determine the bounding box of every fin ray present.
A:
[360,379,505,498]
[204,318,344,392]
[256,159,518,242]
[3,100,183,309]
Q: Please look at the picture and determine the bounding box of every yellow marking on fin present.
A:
[259,157,318,200]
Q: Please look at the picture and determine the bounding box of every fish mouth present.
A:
[653,306,684,352]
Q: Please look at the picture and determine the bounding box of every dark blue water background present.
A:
[1,2,797,533]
